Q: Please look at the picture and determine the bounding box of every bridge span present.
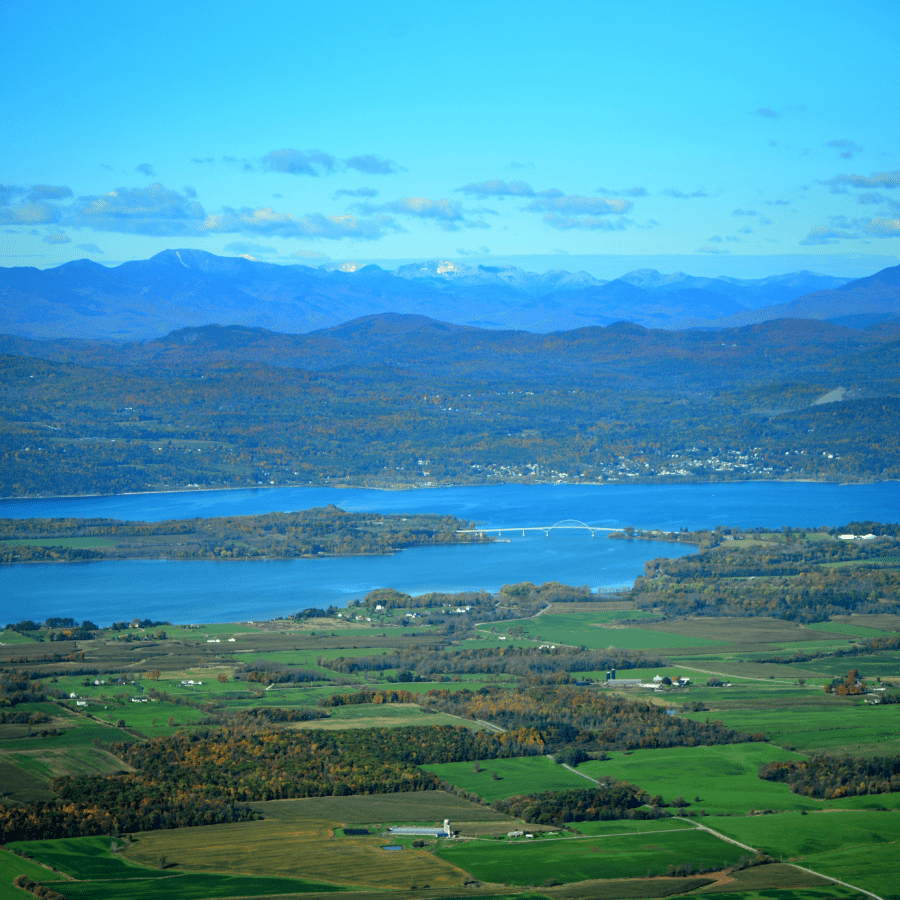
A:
[457,518,627,538]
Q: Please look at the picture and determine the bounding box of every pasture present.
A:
[679,702,900,754]
[435,828,746,885]
[579,744,812,814]
[422,755,594,802]
[485,611,724,651]
[700,810,900,900]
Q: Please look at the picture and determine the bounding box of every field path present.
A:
[680,817,885,900]
[673,663,795,684]
[558,760,602,785]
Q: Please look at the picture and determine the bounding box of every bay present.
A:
[1,482,897,626]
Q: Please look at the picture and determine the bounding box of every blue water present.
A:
[1,482,898,626]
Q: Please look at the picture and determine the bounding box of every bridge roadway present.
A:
[457,518,627,538]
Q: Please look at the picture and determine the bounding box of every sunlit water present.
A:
[1,482,897,625]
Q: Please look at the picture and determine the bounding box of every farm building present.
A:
[388,819,452,838]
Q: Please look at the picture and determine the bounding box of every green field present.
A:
[435,828,746,884]
[423,754,595,801]
[484,611,725,650]
[40,872,342,900]
[579,744,816,814]
[804,621,897,638]
[0,848,61,900]
[6,562,900,900]
[7,835,344,899]
[701,810,900,900]
[0,629,36,644]
[680,702,900,754]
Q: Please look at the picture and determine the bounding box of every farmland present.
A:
[3,524,900,899]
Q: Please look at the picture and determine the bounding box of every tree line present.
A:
[759,754,900,799]
[0,724,539,842]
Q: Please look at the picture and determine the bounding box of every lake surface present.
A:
[2,482,898,626]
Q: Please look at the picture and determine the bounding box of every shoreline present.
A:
[0,475,890,504]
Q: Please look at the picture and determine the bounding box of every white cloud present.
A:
[596,186,647,197]
[210,207,396,240]
[541,213,630,231]
[344,155,402,175]
[261,148,338,176]
[527,195,632,215]
[865,218,900,237]
[823,170,900,193]
[661,188,709,199]
[69,183,207,235]
[0,201,61,225]
[456,179,535,198]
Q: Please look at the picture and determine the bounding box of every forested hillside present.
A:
[1,314,898,495]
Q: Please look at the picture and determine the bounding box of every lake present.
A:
[1,481,898,625]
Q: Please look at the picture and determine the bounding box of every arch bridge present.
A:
[458,518,625,538]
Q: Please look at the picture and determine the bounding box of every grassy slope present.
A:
[423,755,594,802]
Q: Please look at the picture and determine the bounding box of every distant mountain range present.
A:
[2,248,899,341]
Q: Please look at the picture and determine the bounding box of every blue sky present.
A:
[2,0,899,279]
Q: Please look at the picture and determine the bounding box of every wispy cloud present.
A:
[69,183,207,235]
[28,185,73,201]
[753,108,778,119]
[822,170,900,193]
[255,149,403,177]
[456,246,490,257]
[0,184,27,205]
[352,196,466,230]
[732,208,758,216]
[0,201,62,225]
[826,139,862,159]
[456,179,535,198]
[261,148,338,176]
[136,163,156,177]
[76,242,103,254]
[541,214,631,231]
[53,182,395,241]
[596,186,647,197]
[526,194,632,215]
[865,217,900,237]
[661,188,709,199]
[42,233,70,243]
[344,155,402,175]
[210,207,396,240]
[334,187,379,199]
[0,183,72,225]
[800,216,860,245]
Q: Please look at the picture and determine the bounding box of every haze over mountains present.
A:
[3,250,899,342]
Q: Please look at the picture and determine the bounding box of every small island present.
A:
[0,505,488,563]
